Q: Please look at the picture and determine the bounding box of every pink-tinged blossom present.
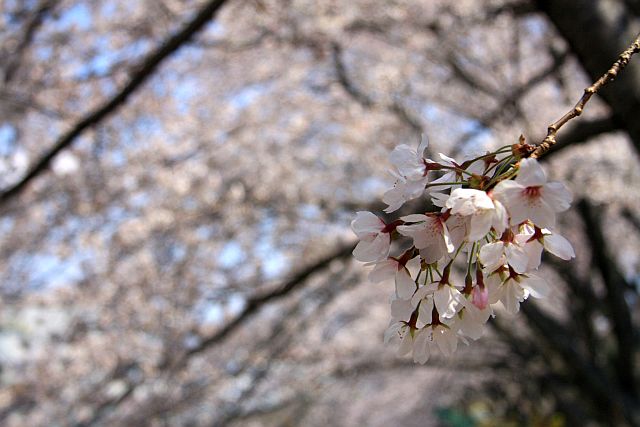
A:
[471,283,489,310]
[492,158,572,228]
[351,211,392,262]
[369,256,421,300]
[398,214,454,264]
[487,272,550,314]
[445,188,508,241]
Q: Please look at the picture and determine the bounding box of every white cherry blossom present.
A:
[351,211,392,262]
[412,324,459,363]
[432,324,459,356]
[516,225,576,270]
[383,136,438,213]
[397,213,454,263]
[353,141,576,363]
[411,280,465,323]
[452,302,492,340]
[445,213,470,251]
[487,272,550,314]
[384,322,414,356]
[382,173,428,213]
[412,327,432,364]
[479,239,530,274]
[445,188,508,241]
[492,158,572,228]
[389,144,431,180]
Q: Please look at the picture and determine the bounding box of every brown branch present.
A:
[542,116,620,157]
[532,32,640,158]
[0,0,232,205]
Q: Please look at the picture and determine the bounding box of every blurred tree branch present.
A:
[2,0,58,85]
[330,42,424,136]
[78,243,356,425]
[450,49,568,156]
[0,0,232,205]
[577,200,638,398]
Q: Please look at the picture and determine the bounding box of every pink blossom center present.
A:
[522,186,542,198]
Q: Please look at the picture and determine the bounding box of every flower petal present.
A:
[434,326,458,356]
[351,211,384,237]
[505,243,530,274]
[544,233,575,260]
[418,133,430,157]
[516,158,547,187]
[446,188,494,215]
[390,144,424,179]
[368,260,397,283]
[417,296,434,327]
[397,328,414,356]
[491,200,509,235]
[522,274,551,298]
[384,321,403,344]
[501,279,526,314]
[479,242,505,273]
[399,214,428,223]
[468,211,493,241]
[390,298,414,321]
[412,328,431,364]
[352,233,390,262]
[395,268,417,300]
[542,181,573,212]
[434,286,461,319]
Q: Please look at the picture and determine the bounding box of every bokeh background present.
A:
[1,1,639,426]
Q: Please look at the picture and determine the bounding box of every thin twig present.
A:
[531,32,640,158]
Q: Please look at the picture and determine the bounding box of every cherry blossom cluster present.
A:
[351,137,575,364]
